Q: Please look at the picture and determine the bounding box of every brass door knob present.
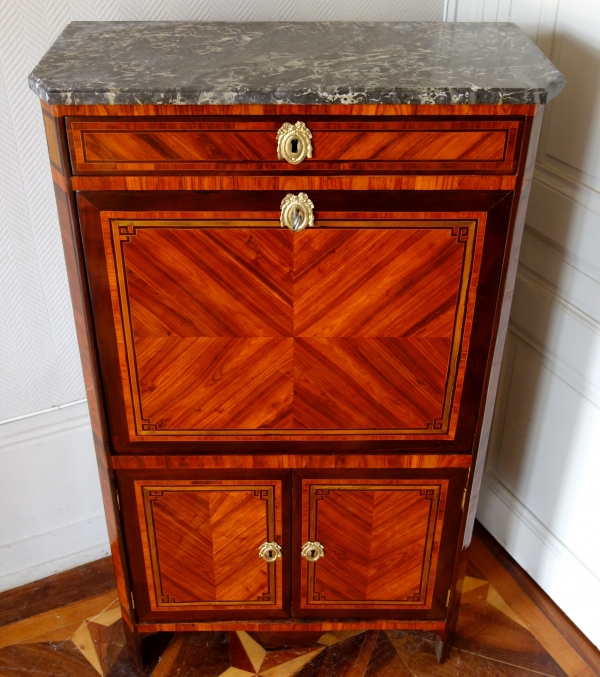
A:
[280,192,314,232]
[277,121,313,164]
[258,541,282,562]
[301,541,325,562]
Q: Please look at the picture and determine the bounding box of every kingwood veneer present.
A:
[29,20,564,665]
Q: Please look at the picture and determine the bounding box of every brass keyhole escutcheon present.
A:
[301,541,325,562]
[258,541,282,563]
[277,121,313,164]
[280,192,315,232]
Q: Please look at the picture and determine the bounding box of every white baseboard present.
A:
[477,471,600,649]
[0,515,110,592]
[0,401,110,592]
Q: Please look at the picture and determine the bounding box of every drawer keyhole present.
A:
[277,121,313,164]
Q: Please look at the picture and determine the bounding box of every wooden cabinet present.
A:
[30,16,565,664]
[40,99,544,663]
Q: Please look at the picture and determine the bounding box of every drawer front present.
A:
[118,470,290,622]
[67,118,522,174]
[79,190,511,449]
[293,470,466,618]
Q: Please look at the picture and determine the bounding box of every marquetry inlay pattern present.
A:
[101,213,485,443]
[135,480,283,612]
[300,479,448,611]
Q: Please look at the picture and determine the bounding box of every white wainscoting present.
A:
[0,403,108,592]
[448,0,600,648]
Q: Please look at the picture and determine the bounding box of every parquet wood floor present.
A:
[0,523,597,677]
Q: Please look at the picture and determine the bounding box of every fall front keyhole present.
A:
[291,138,299,153]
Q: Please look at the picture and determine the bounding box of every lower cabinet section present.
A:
[117,468,467,623]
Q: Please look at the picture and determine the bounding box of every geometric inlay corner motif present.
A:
[140,418,158,432]
[418,488,436,500]
[401,592,424,603]
[147,490,164,501]
[450,224,472,242]
[117,223,139,243]
[253,489,271,501]
[314,488,330,503]
[427,418,446,431]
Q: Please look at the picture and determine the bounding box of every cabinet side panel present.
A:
[466,107,545,545]
[441,106,545,659]
[41,106,136,634]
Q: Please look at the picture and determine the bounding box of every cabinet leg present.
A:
[434,630,450,663]
[123,620,143,668]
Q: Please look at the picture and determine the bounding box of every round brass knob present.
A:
[258,542,282,563]
[277,121,313,165]
[280,192,314,232]
[301,541,325,562]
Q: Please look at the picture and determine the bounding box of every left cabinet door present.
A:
[118,471,290,622]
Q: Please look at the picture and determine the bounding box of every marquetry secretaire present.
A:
[29,21,564,664]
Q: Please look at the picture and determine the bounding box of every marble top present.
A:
[29,21,564,106]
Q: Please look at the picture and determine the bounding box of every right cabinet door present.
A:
[293,470,467,619]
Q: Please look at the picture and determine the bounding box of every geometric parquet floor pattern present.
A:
[0,527,598,677]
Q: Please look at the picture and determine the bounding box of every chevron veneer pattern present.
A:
[299,479,447,612]
[134,480,283,613]
[101,217,484,441]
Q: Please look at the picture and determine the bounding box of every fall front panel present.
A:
[78,191,511,448]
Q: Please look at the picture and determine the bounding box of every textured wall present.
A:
[449,0,600,648]
[0,0,446,423]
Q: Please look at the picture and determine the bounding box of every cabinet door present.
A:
[118,471,290,622]
[79,190,511,451]
[293,470,466,619]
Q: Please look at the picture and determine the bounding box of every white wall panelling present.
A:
[447,0,600,647]
[0,402,108,592]
[0,2,445,588]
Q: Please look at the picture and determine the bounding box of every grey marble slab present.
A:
[29,21,564,106]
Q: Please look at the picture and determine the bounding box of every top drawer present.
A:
[66,118,523,175]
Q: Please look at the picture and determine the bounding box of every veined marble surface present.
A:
[29,22,564,106]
